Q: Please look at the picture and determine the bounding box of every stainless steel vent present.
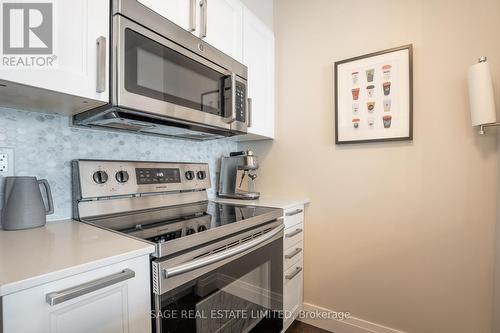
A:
[74,108,231,141]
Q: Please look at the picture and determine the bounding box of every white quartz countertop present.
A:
[0,220,154,297]
[210,196,310,210]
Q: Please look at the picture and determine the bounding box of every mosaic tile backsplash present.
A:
[0,107,238,221]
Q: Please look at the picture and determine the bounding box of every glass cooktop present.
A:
[86,202,282,246]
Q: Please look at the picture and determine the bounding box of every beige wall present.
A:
[242,0,500,332]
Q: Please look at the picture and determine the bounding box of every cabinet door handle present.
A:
[199,0,207,38]
[96,36,106,93]
[285,209,303,217]
[247,98,253,128]
[189,0,197,32]
[46,269,135,306]
[285,228,303,238]
[285,267,303,280]
[285,247,302,259]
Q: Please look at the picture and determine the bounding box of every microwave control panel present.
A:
[236,82,246,123]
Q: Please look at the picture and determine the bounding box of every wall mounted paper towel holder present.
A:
[478,121,500,135]
[468,56,498,135]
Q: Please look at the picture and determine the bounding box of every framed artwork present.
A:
[334,44,413,144]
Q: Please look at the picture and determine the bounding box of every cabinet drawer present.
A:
[2,256,151,333]
[284,241,303,270]
[284,205,304,228]
[284,222,304,249]
[284,260,303,315]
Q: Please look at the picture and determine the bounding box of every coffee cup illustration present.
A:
[352,118,360,129]
[367,117,375,128]
[383,99,391,112]
[366,85,375,98]
[382,65,392,80]
[366,101,375,113]
[383,115,392,128]
[352,72,359,85]
[352,103,360,114]
[366,69,375,82]
[352,88,360,100]
[383,81,391,96]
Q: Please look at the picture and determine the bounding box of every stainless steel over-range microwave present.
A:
[73,0,249,141]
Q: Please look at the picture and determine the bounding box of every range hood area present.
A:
[73,106,231,141]
[0,0,251,142]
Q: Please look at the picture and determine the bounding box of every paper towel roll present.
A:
[468,61,497,126]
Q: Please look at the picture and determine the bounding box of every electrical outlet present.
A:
[0,148,14,177]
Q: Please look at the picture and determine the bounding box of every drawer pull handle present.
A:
[285,209,303,217]
[45,269,135,306]
[285,247,302,259]
[285,267,303,280]
[285,228,303,238]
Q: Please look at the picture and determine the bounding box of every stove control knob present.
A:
[93,171,108,184]
[196,171,207,180]
[186,228,196,235]
[185,171,195,180]
[198,225,207,232]
[115,170,129,183]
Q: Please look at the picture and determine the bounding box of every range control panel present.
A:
[136,168,181,185]
[74,160,211,200]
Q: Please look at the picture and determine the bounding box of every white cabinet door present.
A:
[2,255,151,333]
[204,0,243,62]
[242,7,275,139]
[283,261,304,331]
[0,0,109,103]
[137,0,196,32]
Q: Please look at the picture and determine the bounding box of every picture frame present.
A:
[334,44,413,144]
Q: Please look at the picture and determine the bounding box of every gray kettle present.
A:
[1,176,54,230]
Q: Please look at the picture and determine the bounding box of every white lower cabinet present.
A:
[2,255,151,333]
[282,204,305,331]
[284,260,304,329]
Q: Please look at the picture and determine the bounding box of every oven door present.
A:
[152,221,284,333]
[113,15,248,134]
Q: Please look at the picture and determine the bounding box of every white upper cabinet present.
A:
[203,0,243,62]
[242,7,275,140]
[139,0,243,62]
[137,0,197,33]
[0,0,109,105]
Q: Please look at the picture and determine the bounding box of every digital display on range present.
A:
[136,168,181,185]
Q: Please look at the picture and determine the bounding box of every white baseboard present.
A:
[298,303,406,333]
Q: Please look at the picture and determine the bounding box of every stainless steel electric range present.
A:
[72,159,284,333]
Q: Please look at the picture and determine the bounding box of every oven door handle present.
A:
[163,224,284,278]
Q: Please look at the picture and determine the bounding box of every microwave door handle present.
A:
[224,72,237,124]
[162,224,284,278]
